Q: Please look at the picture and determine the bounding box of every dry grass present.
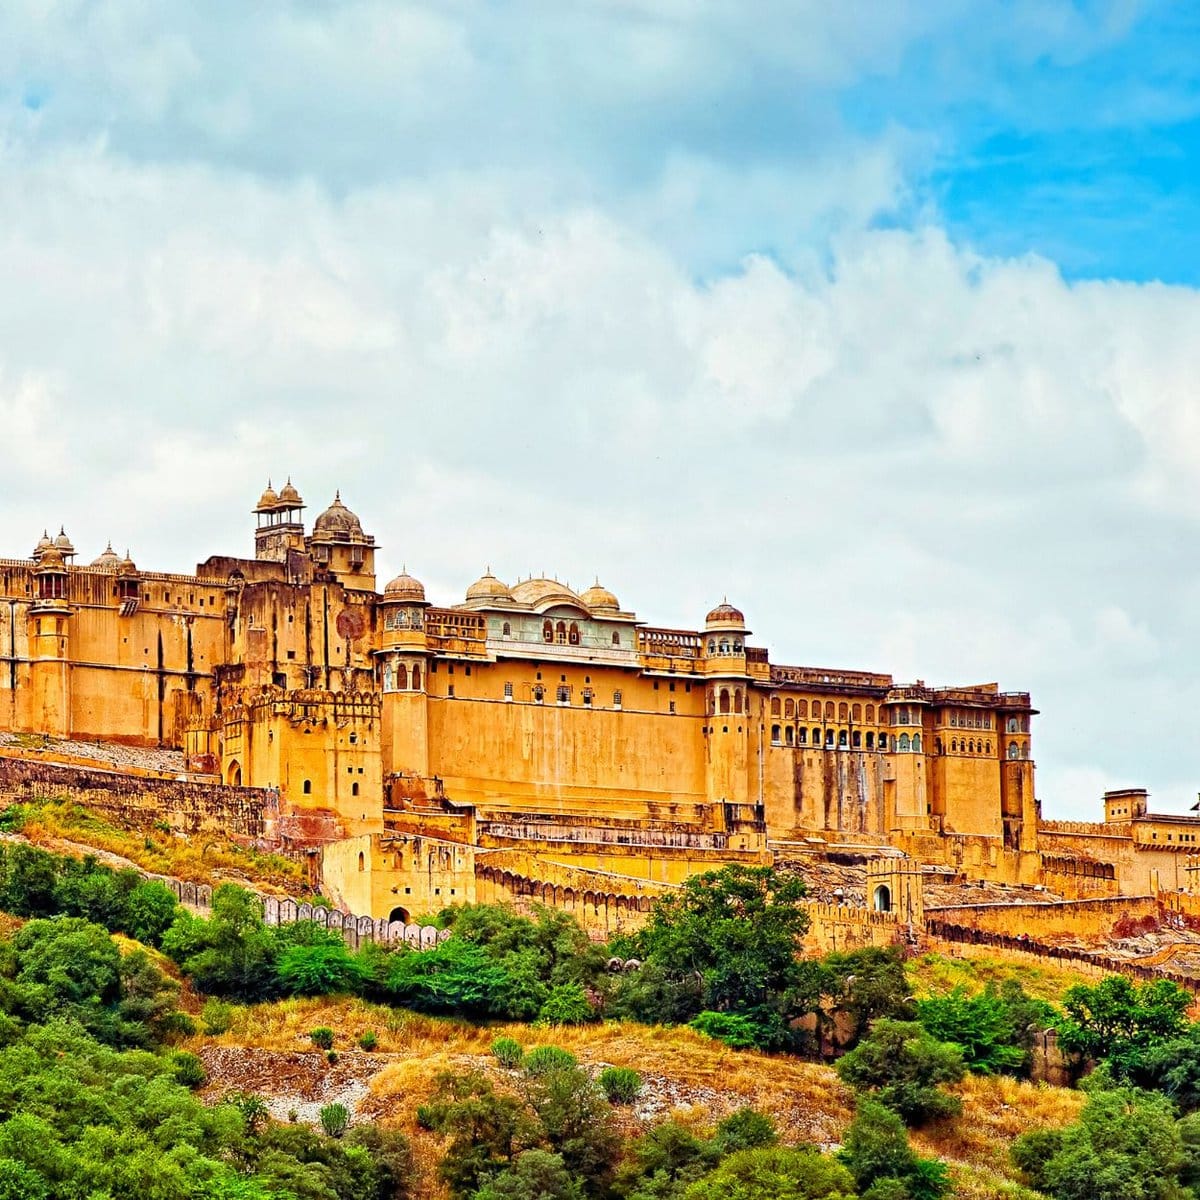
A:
[908,949,1093,1004]
[11,798,304,892]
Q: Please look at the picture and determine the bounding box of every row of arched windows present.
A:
[769,726,891,751]
[896,733,922,752]
[950,710,991,729]
[707,638,744,655]
[384,609,423,630]
[1006,716,1031,733]
[714,688,744,715]
[382,662,422,691]
[769,698,878,724]
[543,619,581,645]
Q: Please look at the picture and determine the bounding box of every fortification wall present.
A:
[927,895,1158,941]
[0,755,272,840]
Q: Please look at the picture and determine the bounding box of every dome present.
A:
[117,550,138,576]
[255,481,281,512]
[53,527,76,556]
[36,547,66,570]
[91,541,121,569]
[32,530,52,559]
[277,478,304,507]
[383,570,426,603]
[509,577,584,611]
[466,570,513,603]
[705,599,746,628]
[581,580,620,612]
[312,491,364,540]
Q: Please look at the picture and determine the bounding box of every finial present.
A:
[335,489,341,502]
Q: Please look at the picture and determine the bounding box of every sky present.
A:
[2,1,1200,819]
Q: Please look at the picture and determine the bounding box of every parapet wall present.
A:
[0,756,273,841]
[927,895,1158,940]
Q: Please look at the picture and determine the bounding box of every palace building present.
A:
[0,481,1051,920]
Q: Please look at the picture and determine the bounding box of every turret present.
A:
[378,569,431,782]
[254,477,307,562]
[308,491,376,590]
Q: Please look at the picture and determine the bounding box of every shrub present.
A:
[917,981,1052,1077]
[537,981,594,1025]
[683,1146,856,1200]
[327,1049,338,1064]
[598,1066,642,1104]
[1056,976,1192,1069]
[492,1036,524,1068]
[358,1030,378,1051]
[840,1098,949,1200]
[689,1010,762,1050]
[522,1045,578,1076]
[835,1019,965,1126]
[201,998,234,1036]
[474,1150,584,1200]
[713,1107,777,1154]
[171,1050,206,1088]
[319,1102,350,1138]
[309,1027,334,1049]
[277,942,364,996]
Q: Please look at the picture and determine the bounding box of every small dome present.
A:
[278,478,304,507]
[581,580,620,612]
[53,527,76,555]
[255,481,281,512]
[117,550,138,576]
[705,599,746,628]
[36,546,66,570]
[91,541,121,569]
[466,570,513,603]
[384,570,426,602]
[312,491,364,540]
[32,530,53,559]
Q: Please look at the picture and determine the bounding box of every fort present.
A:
[2,482,1198,955]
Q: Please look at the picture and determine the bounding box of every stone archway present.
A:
[872,884,892,913]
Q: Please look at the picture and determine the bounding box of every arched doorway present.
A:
[872,884,892,913]
[226,760,242,786]
[389,906,410,924]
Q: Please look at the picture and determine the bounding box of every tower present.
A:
[378,569,431,794]
[254,479,307,562]
[702,600,753,815]
[308,492,377,591]
[27,544,72,736]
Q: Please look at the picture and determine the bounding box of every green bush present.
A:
[522,1045,578,1076]
[684,1146,856,1200]
[327,1049,339,1064]
[598,1066,642,1104]
[835,1019,965,1126]
[358,1029,378,1051]
[713,1107,778,1154]
[689,1010,762,1050]
[537,981,594,1025]
[309,1026,334,1049]
[170,1050,206,1088]
[320,1102,350,1137]
[201,997,234,1035]
[840,1098,950,1200]
[917,982,1052,1077]
[491,1036,524,1068]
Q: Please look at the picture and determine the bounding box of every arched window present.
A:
[878,733,887,751]
[951,739,958,752]
[411,665,421,689]
[612,632,620,645]
[397,663,408,690]
[838,730,848,747]
[784,699,794,718]
[351,782,359,797]
[852,730,861,748]
[543,619,554,643]
[771,697,781,716]
[873,884,892,913]
[733,688,743,714]
[797,700,808,719]
[785,726,794,746]
[302,779,312,794]
[838,702,848,722]
[568,621,580,645]
[852,703,862,721]
[719,689,730,715]
[1007,717,1018,733]
[708,639,716,653]
[719,639,730,654]
[502,621,511,636]
[968,739,975,753]
[935,737,943,754]
[899,733,910,752]
[556,621,567,644]
[866,704,875,723]
[825,728,835,747]
[533,685,545,703]
[825,701,835,721]
[812,727,821,745]
[912,734,922,752]
[798,728,807,745]
[986,741,992,754]
[1008,741,1019,759]
[771,724,781,745]
[897,707,909,725]
[358,852,365,872]
[383,664,394,691]
[866,732,874,749]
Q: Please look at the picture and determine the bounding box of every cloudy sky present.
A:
[3,2,1200,818]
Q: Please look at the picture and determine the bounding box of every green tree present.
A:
[711,1109,777,1156]
[820,948,915,1047]
[473,1150,585,1200]
[835,1020,964,1126]
[1056,976,1191,1069]
[683,1146,857,1200]
[277,943,364,996]
[124,880,181,946]
[386,938,513,1018]
[1012,1086,1186,1200]
[524,1065,620,1196]
[839,1098,949,1200]
[916,982,1051,1077]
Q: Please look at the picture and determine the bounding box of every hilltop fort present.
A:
[1,482,1196,954]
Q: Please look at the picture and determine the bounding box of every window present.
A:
[568,622,580,645]
[412,665,421,689]
[897,707,909,725]
[613,690,622,708]
[708,639,715,653]
[825,729,835,747]
[878,733,887,751]
[838,730,848,747]
[502,621,511,636]
[797,700,808,718]
[798,728,807,745]
[866,704,875,723]
[812,727,821,744]
[349,732,357,744]
[733,688,743,714]
[912,733,922,752]
[772,724,782,745]
[1007,717,1018,733]
[785,726,794,746]
[838,702,848,721]
[852,703,861,721]
[719,689,730,715]
[358,852,365,872]
[584,689,594,707]
[557,685,569,704]
[533,685,545,703]
[448,684,455,698]
[1007,741,1019,759]
[504,681,513,701]
[397,663,408,689]
[351,782,359,796]
[612,631,620,645]
[866,732,874,749]
[825,701,835,720]
[556,620,567,644]
[543,619,554,643]
[302,780,312,794]
[668,700,676,714]
[899,733,911,751]
[771,697,781,716]
[852,731,861,748]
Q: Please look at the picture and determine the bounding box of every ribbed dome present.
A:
[466,570,513,603]
[277,478,304,507]
[509,578,583,610]
[705,599,746,628]
[312,491,364,539]
[53,527,76,556]
[384,570,426,602]
[255,481,280,512]
[581,580,620,612]
[91,542,121,569]
[32,530,53,559]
